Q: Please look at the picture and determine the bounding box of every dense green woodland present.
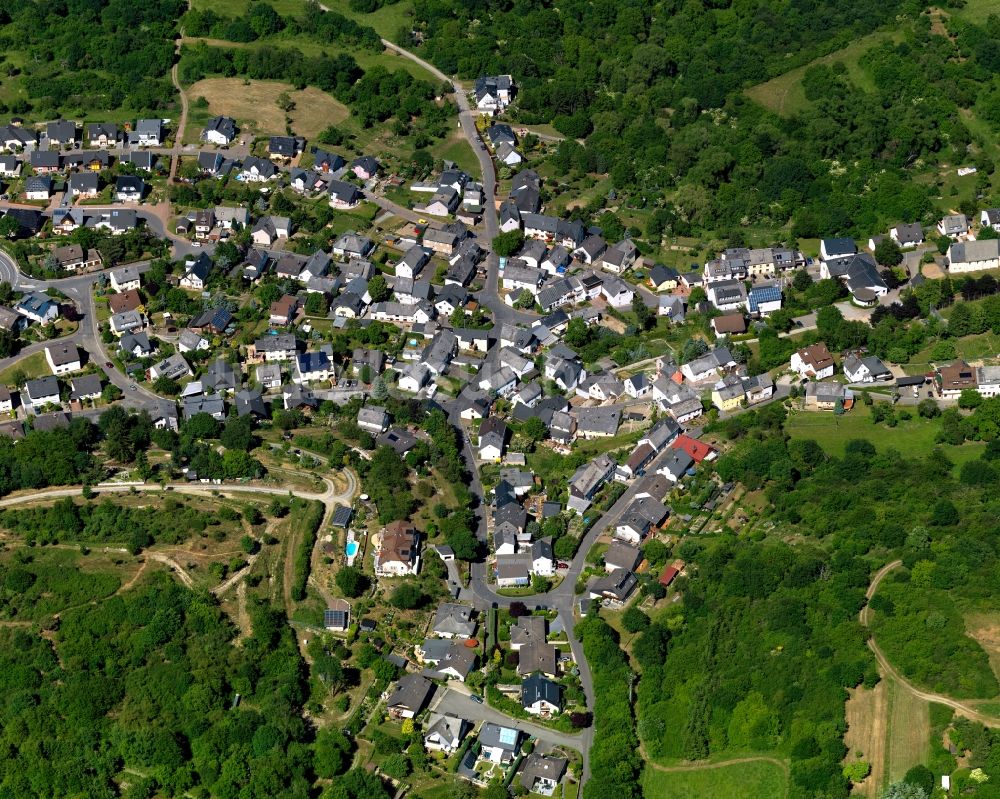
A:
[411,0,1000,238]
[629,404,1000,799]
[0,0,184,116]
[0,577,316,797]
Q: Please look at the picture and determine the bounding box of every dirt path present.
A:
[145,553,194,589]
[169,26,190,181]
[235,581,251,642]
[115,560,149,595]
[281,520,299,616]
[862,560,1000,727]
[647,756,790,775]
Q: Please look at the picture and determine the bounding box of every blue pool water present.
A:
[346,541,359,557]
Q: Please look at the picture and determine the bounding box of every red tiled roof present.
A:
[671,434,716,463]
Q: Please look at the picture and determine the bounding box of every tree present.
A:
[688,286,707,305]
[305,292,328,316]
[917,399,940,418]
[882,781,927,799]
[522,416,547,444]
[0,216,20,239]
[390,582,426,609]
[792,269,813,291]
[315,729,352,778]
[874,238,903,266]
[220,415,254,451]
[336,566,367,597]
[632,293,654,330]
[622,606,650,633]
[680,337,709,363]
[368,274,390,303]
[276,91,295,112]
[369,374,390,402]
[513,289,535,309]
[902,765,933,795]
[958,388,983,409]
[492,230,524,257]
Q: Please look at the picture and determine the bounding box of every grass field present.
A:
[432,130,481,179]
[318,0,417,41]
[641,760,788,799]
[904,331,1000,374]
[745,30,904,117]
[965,613,1000,684]
[844,682,889,796]
[784,411,987,470]
[187,78,350,139]
[883,678,930,788]
[0,351,51,387]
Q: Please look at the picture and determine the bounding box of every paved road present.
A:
[431,687,588,753]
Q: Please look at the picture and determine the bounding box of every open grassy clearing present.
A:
[784,411,987,470]
[844,682,889,797]
[883,677,930,789]
[965,613,1000,685]
[189,0,311,15]
[310,0,417,41]
[745,30,905,117]
[641,759,788,799]
[187,78,350,139]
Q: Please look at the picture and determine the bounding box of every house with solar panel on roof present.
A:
[324,598,350,631]
[747,283,782,317]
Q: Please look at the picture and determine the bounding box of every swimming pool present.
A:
[346,541,359,558]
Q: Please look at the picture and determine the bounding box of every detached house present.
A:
[115,175,145,203]
[521,675,562,716]
[479,416,508,463]
[86,123,118,148]
[375,520,420,577]
[67,172,100,199]
[201,116,237,145]
[45,343,82,375]
[180,253,214,290]
[131,119,163,147]
[790,343,835,380]
[327,179,362,210]
[891,222,924,248]
[424,714,469,755]
[386,674,433,720]
[46,119,77,147]
[474,75,514,110]
[937,213,970,240]
[251,215,291,247]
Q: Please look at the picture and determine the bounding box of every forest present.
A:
[0,576,320,798]
[409,0,1000,238]
[0,0,185,117]
[634,404,1000,799]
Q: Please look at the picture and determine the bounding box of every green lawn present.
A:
[785,411,986,470]
[0,351,51,387]
[904,331,1000,374]
[432,131,481,179]
[641,760,788,799]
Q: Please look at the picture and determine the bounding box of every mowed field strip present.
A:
[187,78,350,138]
[744,30,905,116]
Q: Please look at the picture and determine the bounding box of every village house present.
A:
[23,376,60,410]
[385,674,433,719]
[521,674,562,716]
[423,714,469,755]
[790,343,835,380]
[804,380,850,411]
[45,343,82,375]
[201,116,237,146]
[375,520,420,577]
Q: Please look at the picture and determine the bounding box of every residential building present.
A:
[804,380,850,411]
[23,376,61,410]
[479,416,508,462]
[424,714,469,755]
[45,343,82,375]
[357,405,390,435]
[843,353,892,383]
[386,674,433,719]
[201,116,237,145]
[375,520,420,577]
[790,343,835,380]
[948,239,1000,274]
[521,674,562,716]
[432,603,476,639]
[519,755,567,796]
[938,360,978,400]
[937,213,970,240]
[478,723,521,764]
[109,264,142,292]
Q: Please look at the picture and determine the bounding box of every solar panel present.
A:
[498,727,518,746]
[324,609,347,628]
